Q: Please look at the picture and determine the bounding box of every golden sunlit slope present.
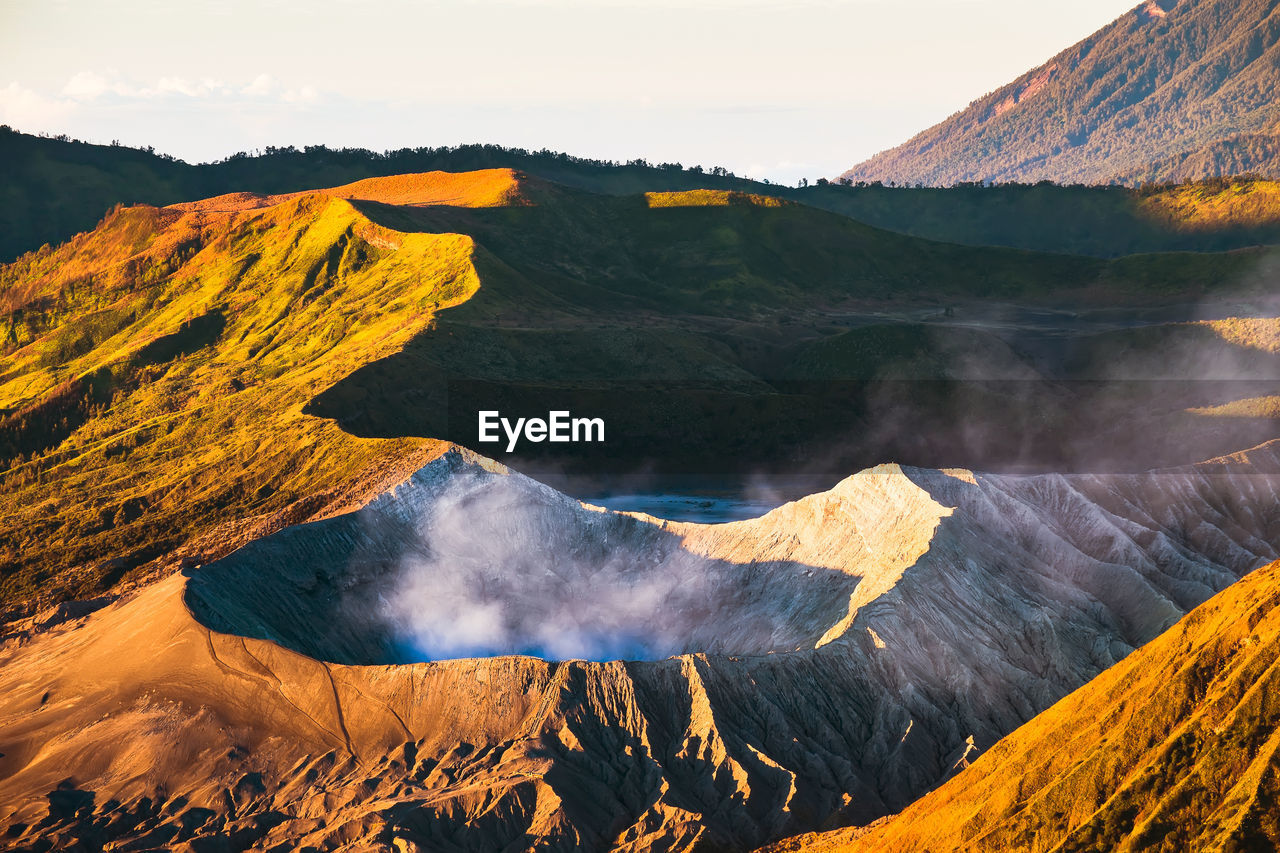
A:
[0,185,487,606]
[764,560,1280,853]
[643,189,789,208]
[1139,177,1280,233]
[168,168,532,213]
[1196,316,1280,354]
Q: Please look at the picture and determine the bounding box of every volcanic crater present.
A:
[184,451,859,665]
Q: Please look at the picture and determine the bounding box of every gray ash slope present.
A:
[4,444,1280,852]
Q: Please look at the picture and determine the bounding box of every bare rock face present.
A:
[3,446,1280,851]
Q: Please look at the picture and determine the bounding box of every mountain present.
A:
[4,443,1280,851]
[764,540,1280,852]
[843,0,1280,187]
[7,170,1280,614]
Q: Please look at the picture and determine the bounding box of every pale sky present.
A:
[1,0,1139,184]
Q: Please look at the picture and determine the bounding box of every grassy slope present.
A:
[1,172,1277,610]
[843,0,1280,186]
[0,191,481,606]
[765,558,1280,853]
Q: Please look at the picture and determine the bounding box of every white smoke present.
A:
[380,469,789,662]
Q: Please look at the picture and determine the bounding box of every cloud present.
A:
[241,73,275,97]
[281,85,319,105]
[61,71,115,99]
[156,76,230,98]
[0,83,75,128]
[375,469,821,662]
[57,70,316,104]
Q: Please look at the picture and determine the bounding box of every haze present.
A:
[1,0,1137,185]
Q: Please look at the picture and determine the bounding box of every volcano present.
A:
[6,169,1280,851]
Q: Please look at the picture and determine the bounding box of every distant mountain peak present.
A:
[843,0,1280,186]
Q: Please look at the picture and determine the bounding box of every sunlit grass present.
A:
[1197,316,1280,353]
[1139,177,1280,232]
[644,190,788,208]
[1188,395,1280,418]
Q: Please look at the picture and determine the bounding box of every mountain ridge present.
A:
[25,127,1280,263]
